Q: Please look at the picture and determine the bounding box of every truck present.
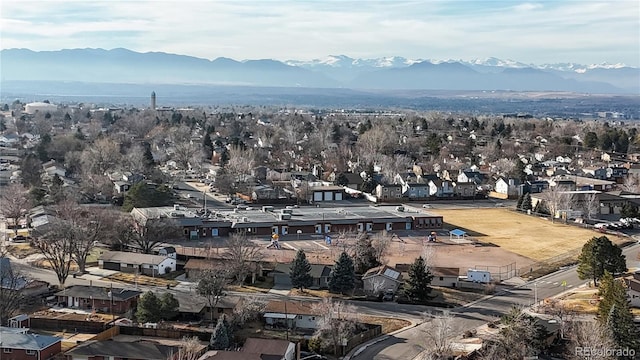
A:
[467,269,492,283]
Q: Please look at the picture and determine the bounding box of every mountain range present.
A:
[1,48,638,94]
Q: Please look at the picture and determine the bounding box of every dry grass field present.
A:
[434,208,605,261]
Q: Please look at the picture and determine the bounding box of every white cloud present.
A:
[1,0,638,66]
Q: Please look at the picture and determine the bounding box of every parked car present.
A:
[382,289,395,301]
[10,235,28,242]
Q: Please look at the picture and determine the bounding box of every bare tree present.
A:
[196,269,229,323]
[171,126,201,170]
[0,183,30,236]
[312,298,358,356]
[420,311,459,360]
[541,298,575,339]
[540,185,576,223]
[171,337,204,360]
[582,192,600,221]
[421,242,437,270]
[232,296,266,327]
[621,174,640,193]
[223,232,263,285]
[32,202,77,286]
[81,137,122,175]
[71,207,118,273]
[370,230,392,265]
[567,320,616,360]
[130,218,182,254]
[0,249,26,324]
[479,306,546,360]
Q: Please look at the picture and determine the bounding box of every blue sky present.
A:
[1,0,639,66]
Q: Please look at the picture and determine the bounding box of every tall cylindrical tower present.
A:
[151,91,156,110]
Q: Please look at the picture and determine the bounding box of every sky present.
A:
[1,0,639,66]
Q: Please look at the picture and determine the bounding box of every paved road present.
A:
[351,242,640,360]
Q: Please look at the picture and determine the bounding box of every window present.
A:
[3,349,12,353]
[439,277,444,281]
[298,315,303,319]
[315,225,322,234]
[311,316,316,320]
[26,350,36,355]
[217,308,224,313]
[183,229,189,235]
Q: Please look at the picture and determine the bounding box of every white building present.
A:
[24,102,58,114]
[263,301,321,330]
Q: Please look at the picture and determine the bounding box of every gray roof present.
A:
[168,291,242,314]
[0,329,61,350]
[99,251,169,266]
[274,263,332,278]
[54,285,141,302]
[65,340,177,359]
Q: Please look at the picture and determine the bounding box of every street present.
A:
[350,242,640,360]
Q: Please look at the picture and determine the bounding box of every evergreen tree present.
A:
[404,256,434,304]
[136,291,161,323]
[577,236,627,286]
[203,133,214,155]
[329,252,355,294]
[141,142,155,167]
[516,194,524,209]
[220,313,233,343]
[159,292,179,320]
[353,233,380,274]
[290,250,313,291]
[210,318,230,350]
[521,193,532,211]
[598,272,640,350]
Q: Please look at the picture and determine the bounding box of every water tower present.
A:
[150,91,156,110]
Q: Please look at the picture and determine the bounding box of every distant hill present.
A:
[1,48,638,94]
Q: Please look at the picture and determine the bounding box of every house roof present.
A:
[627,279,640,293]
[99,251,169,266]
[0,328,61,350]
[169,291,241,314]
[65,340,178,360]
[184,258,228,272]
[362,265,403,281]
[199,350,262,360]
[273,263,332,278]
[264,300,319,316]
[341,172,365,185]
[431,267,461,277]
[242,338,293,357]
[54,285,142,302]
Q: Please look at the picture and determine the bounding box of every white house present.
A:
[495,177,521,198]
[98,251,176,276]
[362,265,403,294]
[24,102,58,114]
[467,269,492,283]
[428,179,454,197]
[263,300,321,330]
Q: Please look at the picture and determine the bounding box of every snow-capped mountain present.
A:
[1,48,638,93]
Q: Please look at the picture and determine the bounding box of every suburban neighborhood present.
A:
[0,99,639,360]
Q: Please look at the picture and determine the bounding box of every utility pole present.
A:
[534,282,538,307]
[284,300,289,341]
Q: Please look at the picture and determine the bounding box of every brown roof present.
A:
[242,338,293,357]
[264,300,319,316]
[431,267,461,277]
[628,279,640,293]
[184,258,225,271]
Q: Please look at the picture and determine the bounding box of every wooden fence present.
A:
[119,326,211,341]
[342,324,382,356]
[89,326,120,341]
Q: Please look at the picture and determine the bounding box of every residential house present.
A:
[375,184,403,201]
[362,265,403,294]
[0,327,61,360]
[581,166,608,180]
[428,179,454,197]
[453,182,476,197]
[332,172,365,190]
[598,192,640,217]
[113,181,130,194]
[65,340,187,360]
[494,177,521,198]
[264,300,322,330]
[199,338,297,360]
[431,267,460,288]
[608,166,629,183]
[54,285,141,313]
[158,246,177,259]
[272,263,332,289]
[98,251,176,276]
[402,183,430,199]
[626,271,640,308]
[457,170,487,186]
[440,169,459,182]
[170,291,242,322]
[523,180,549,194]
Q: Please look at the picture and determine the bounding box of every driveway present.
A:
[269,284,292,296]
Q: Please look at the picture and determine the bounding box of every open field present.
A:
[434,208,603,261]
